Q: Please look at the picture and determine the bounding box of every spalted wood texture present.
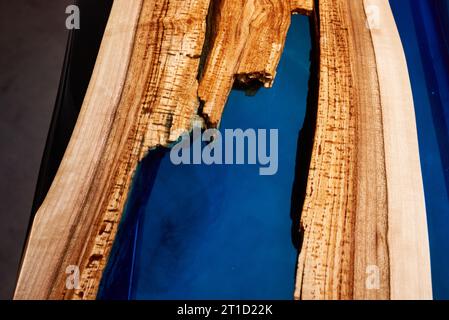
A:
[15,0,211,300]
[199,0,311,127]
[15,0,313,300]
[294,0,432,300]
[15,0,431,301]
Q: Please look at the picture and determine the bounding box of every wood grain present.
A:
[366,0,432,300]
[15,0,211,299]
[198,0,312,127]
[15,0,431,300]
[15,0,314,300]
[294,0,432,300]
[15,0,144,299]
[290,0,314,15]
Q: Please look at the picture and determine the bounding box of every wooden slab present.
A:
[15,0,211,300]
[294,0,432,300]
[198,0,311,127]
[15,0,431,300]
[15,0,313,300]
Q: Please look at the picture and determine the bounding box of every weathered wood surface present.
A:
[15,0,211,300]
[199,0,312,127]
[294,0,432,300]
[15,0,431,300]
[15,0,313,300]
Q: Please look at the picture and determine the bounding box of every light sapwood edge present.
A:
[198,0,314,127]
[15,0,314,300]
[17,0,431,301]
[294,0,432,300]
[365,0,432,300]
[14,0,144,299]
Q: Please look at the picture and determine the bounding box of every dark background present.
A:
[0,0,113,300]
[0,0,71,299]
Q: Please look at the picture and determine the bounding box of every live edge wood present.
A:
[15,0,431,300]
[14,0,312,300]
[15,0,211,300]
[199,0,313,127]
[294,0,432,299]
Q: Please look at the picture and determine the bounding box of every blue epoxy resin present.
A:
[390,0,449,299]
[98,15,311,300]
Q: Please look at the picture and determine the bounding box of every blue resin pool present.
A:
[98,2,449,300]
[98,15,311,300]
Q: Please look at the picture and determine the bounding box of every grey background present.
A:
[0,0,71,299]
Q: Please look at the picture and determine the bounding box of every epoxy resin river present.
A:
[98,15,311,300]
